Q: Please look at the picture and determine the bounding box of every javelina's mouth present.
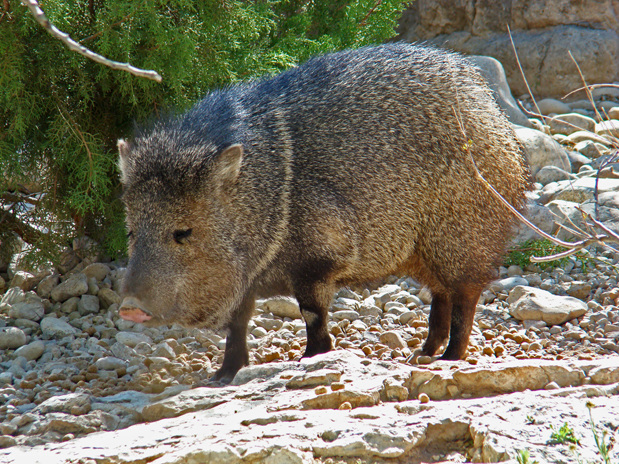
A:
[119,297,153,323]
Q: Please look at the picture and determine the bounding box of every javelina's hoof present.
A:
[209,366,240,386]
[438,348,467,361]
[206,377,234,388]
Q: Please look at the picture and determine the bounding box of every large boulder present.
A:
[397,1,619,98]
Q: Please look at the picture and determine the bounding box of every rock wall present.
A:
[397,0,619,98]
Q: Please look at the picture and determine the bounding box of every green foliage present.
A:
[505,239,594,271]
[1,0,407,262]
[549,422,580,446]
[516,449,539,464]
[586,402,614,464]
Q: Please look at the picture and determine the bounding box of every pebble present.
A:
[0,327,27,350]
[263,296,301,319]
[115,331,152,347]
[379,331,407,350]
[7,301,45,321]
[40,317,78,339]
[50,274,88,302]
[95,357,127,370]
[537,98,571,115]
[14,341,45,361]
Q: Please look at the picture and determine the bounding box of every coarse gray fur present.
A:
[118,43,530,383]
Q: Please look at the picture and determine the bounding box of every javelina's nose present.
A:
[118,296,152,323]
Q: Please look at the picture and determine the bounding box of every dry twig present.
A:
[21,0,162,82]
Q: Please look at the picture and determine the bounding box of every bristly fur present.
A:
[119,43,531,383]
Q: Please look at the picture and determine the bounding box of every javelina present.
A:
[118,43,530,383]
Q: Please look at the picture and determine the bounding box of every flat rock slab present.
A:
[2,351,619,464]
[508,285,588,325]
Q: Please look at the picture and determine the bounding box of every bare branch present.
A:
[507,25,544,122]
[568,51,605,124]
[563,84,619,100]
[21,0,162,82]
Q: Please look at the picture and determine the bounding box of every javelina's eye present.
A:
[173,228,192,244]
[127,231,133,239]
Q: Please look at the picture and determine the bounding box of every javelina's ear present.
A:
[117,139,132,184]
[213,144,244,187]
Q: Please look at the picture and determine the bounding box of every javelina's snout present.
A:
[118,296,152,324]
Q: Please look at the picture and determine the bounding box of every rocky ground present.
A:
[0,250,618,463]
[1,67,619,464]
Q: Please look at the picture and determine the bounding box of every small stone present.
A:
[549,113,596,135]
[574,140,606,159]
[418,393,430,403]
[95,357,127,370]
[115,331,152,347]
[98,288,122,309]
[604,324,619,335]
[78,294,100,315]
[8,301,45,321]
[314,386,328,395]
[60,297,80,314]
[264,296,301,319]
[538,98,571,115]
[596,120,619,138]
[417,356,432,365]
[545,381,560,390]
[418,287,432,305]
[40,317,78,339]
[379,331,407,350]
[36,274,60,299]
[50,274,88,302]
[9,271,38,291]
[82,263,111,281]
[566,281,592,300]
[14,340,45,361]
[330,382,345,391]
[0,327,27,349]
[153,342,176,359]
[0,372,13,385]
[338,402,352,410]
[358,303,382,317]
[331,310,359,322]
[508,286,587,325]
[399,311,416,325]
[507,265,523,277]
[523,320,547,330]
[35,392,91,416]
[0,436,17,448]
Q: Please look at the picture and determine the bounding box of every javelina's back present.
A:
[118,43,530,383]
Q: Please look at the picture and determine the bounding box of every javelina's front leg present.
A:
[295,282,333,357]
[211,294,254,384]
[440,286,482,360]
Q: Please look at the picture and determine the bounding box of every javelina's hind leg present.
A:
[211,294,254,384]
[440,286,482,360]
[422,292,452,356]
[295,282,334,358]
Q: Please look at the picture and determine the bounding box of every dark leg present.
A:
[440,286,481,360]
[422,292,452,356]
[296,282,333,358]
[212,293,254,384]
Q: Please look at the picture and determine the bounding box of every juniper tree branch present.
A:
[21,0,162,82]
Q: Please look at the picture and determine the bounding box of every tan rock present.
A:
[508,286,587,325]
[301,389,380,410]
